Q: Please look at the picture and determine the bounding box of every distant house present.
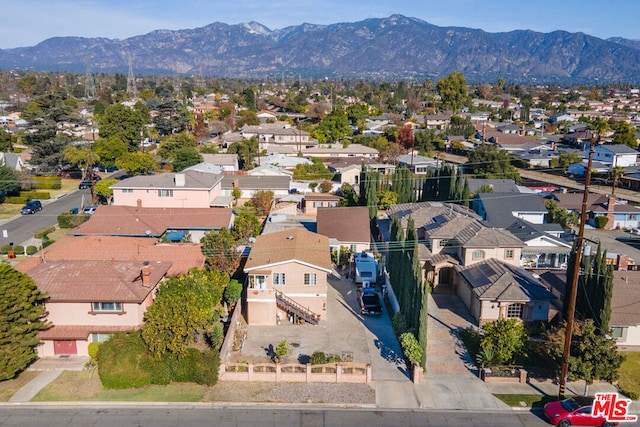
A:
[256,153,312,169]
[505,219,572,269]
[70,205,233,242]
[454,258,556,326]
[468,179,520,193]
[201,153,239,171]
[248,164,294,177]
[0,152,24,171]
[243,228,332,325]
[610,270,640,350]
[240,123,316,151]
[553,192,640,230]
[397,152,439,174]
[302,143,378,159]
[111,171,223,208]
[472,192,547,227]
[220,175,291,199]
[23,260,171,357]
[593,144,638,167]
[303,194,342,216]
[327,162,361,187]
[316,206,371,255]
[424,112,452,130]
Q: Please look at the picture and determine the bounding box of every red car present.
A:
[544,396,618,427]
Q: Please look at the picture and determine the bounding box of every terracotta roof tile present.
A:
[38,325,136,340]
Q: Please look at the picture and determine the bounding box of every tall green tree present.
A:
[173,147,203,172]
[466,144,521,183]
[0,165,18,193]
[0,265,49,380]
[97,103,147,151]
[141,268,229,357]
[93,137,128,169]
[313,110,352,143]
[612,120,638,148]
[359,168,380,219]
[201,228,241,275]
[115,152,156,175]
[436,71,468,111]
[392,166,414,204]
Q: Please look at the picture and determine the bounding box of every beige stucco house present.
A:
[243,228,332,326]
[23,260,171,357]
[110,170,223,208]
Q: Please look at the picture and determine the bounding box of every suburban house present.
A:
[0,152,24,171]
[220,174,291,199]
[505,219,572,269]
[424,112,452,130]
[110,170,224,208]
[593,144,638,167]
[397,152,439,174]
[553,192,640,230]
[22,260,171,357]
[472,192,547,228]
[302,143,379,159]
[240,123,316,152]
[243,228,332,325]
[382,202,524,292]
[70,205,233,242]
[303,194,342,216]
[327,162,361,187]
[248,164,294,177]
[255,153,311,170]
[201,153,239,171]
[468,179,520,193]
[610,270,640,350]
[316,206,371,255]
[16,235,205,276]
[453,258,556,326]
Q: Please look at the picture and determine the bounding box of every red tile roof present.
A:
[70,205,233,237]
[38,325,136,340]
[15,235,204,276]
[26,260,171,302]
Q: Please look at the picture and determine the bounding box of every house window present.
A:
[439,239,453,248]
[505,249,514,259]
[272,273,286,285]
[122,189,133,193]
[158,189,174,197]
[313,202,323,208]
[506,303,523,319]
[91,302,123,312]
[350,245,357,252]
[304,273,317,285]
[472,250,485,260]
[611,327,624,338]
[90,333,113,343]
[249,275,266,289]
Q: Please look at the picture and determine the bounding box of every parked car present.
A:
[359,287,383,315]
[631,227,640,236]
[83,206,98,215]
[20,200,42,215]
[544,396,617,427]
[78,175,101,189]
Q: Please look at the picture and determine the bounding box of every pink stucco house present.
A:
[243,228,332,326]
[110,170,223,208]
[23,260,171,357]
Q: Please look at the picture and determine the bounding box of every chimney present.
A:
[141,261,151,287]
[174,173,186,187]
[618,254,630,271]
[605,195,616,230]
[136,199,142,208]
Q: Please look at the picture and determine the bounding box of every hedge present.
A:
[4,196,29,205]
[34,226,56,239]
[20,191,51,200]
[595,216,609,229]
[31,176,62,190]
[58,212,91,229]
[26,245,38,255]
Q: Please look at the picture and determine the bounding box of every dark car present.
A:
[79,175,101,189]
[20,200,42,215]
[544,396,617,427]
[359,286,383,315]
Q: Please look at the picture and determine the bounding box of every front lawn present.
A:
[493,393,556,408]
[618,351,640,400]
[0,371,40,402]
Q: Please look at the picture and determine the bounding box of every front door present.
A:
[54,340,77,355]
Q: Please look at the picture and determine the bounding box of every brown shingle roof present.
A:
[70,206,232,237]
[27,260,171,302]
[15,236,204,276]
[244,228,332,272]
[316,207,370,244]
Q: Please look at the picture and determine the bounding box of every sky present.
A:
[1,0,639,49]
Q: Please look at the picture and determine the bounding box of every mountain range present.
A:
[2,14,640,83]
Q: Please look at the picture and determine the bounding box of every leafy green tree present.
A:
[313,110,352,143]
[153,100,192,136]
[20,101,44,122]
[466,144,521,183]
[292,158,333,180]
[63,145,97,177]
[550,152,583,171]
[544,199,579,229]
[141,268,229,357]
[93,137,128,169]
[613,120,638,148]
[227,138,258,170]
[339,183,359,206]
[436,71,468,111]
[173,147,203,172]
[0,129,13,152]
[97,103,148,151]
[377,190,398,209]
[232,211,261,241]
[236,110,260,127]
[223,280,243,305]
[273,340,290,363]
[0,265,48,380]
[115,152,156,175]
[480,318,527,365]
[201,228,241,275]
[94,178,119,204]
[0,165,18,193]
[546,319,623,386]
[157,132,198,162]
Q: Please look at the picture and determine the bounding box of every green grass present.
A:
[493,393,556,408]
[31,370,205,402]
[618,351,640,399]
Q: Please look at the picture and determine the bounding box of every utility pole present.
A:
[558,135,597,399]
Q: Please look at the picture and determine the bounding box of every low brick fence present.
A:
[480,367,528,383]
[220,362,372,383]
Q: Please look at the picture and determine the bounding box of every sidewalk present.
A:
[9,356,89,403]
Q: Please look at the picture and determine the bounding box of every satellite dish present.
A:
[145,230,151,236]
[248,237,256,243]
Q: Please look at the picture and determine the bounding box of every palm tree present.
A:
[610,166,626,195]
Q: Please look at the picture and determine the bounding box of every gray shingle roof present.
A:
[473,192,546,228]
[111,170,222,190]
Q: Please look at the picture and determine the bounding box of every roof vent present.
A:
[286,235,294,240]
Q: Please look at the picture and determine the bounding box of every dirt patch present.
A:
[0,371,40,402]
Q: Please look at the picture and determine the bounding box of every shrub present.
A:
[0,245,10,255]
[19,191,51,200]
[34,226,56,239]
[31,176,61,190]
[274,340,290,363]
[169,349,200,383]
[98,331,152,389]
[392,312,408,336]
[26,246,38,256]
[12,245,24,256]
[224,279,243,305]
[399,332,423,366]
[595,216,609,229]
[310,351,327,365]
[4,196,29,204]
[88,342,101,361]
[57,212,91,229]
[195,349,220,385]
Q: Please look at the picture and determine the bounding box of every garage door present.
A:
[53,340,77,355]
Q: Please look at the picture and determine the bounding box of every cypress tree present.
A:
[461,176,471,207]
